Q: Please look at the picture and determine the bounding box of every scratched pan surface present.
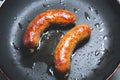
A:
[0,0,120,80]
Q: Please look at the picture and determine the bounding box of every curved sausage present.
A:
[23,9,76,49]
[53,24,91,74]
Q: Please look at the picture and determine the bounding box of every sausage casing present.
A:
[23,9,76,49]
[53,24,91,74]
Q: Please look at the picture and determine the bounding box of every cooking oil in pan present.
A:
[34,30,64,73]
[9,0,111,79]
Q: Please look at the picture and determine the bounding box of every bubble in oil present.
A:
[42,4,50,8]
[43,0,50,8]
[94,23,100,28]
[95,50,100,56]
[100,50,105,55]
[103,35,108,40]
[99,21,104,25]
[46,4,50,8]
[60,0,66,9]
[75,59,78,62]
[42,31,49,36]
[56,30,59,33]
[32,62,36,69]
[43,4,47,7]
[97,57,105,65]
[73,8,79,13]
[46,36,50,39]
[84,12,90,20]
[60,0,64,5]
[18,23,23,30]
[100,43,105,50]
[88,6,94,12]
[40,31,49,41]
[95,9,99,15]
[12,42,20,50]
[81,73,86,80]
[92,69,97,74]
[48,67,54,76]
[95,47,107,56]
[99,28,104,32]
[93,17,97,21]
[100,44,106,55]
[14,17,17,20]
[74,63,77,65]
[71,53,76,59]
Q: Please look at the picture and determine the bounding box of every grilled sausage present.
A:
[23,9,76,49]
[53,24,91,74]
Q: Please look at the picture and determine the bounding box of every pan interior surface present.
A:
[0,0,120,80]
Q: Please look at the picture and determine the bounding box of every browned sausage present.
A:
[23,9,76,49]
[53,24,91,74]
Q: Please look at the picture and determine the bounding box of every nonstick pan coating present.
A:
[0,0,120,80]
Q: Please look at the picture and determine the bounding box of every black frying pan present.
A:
[0,0,120,80]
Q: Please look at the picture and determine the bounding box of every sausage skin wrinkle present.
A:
[54,24,91,74]
[23,9,76,49]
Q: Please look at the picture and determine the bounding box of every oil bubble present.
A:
[12,42,20,50]
[95,9,99,15]
[73,8,79,13]
[43,4,50,8]
[48,67,54,76]
[14,17,17,20]
[32,62,36,69]
[94,23,100,28]
[88,6,94,12]
[93,17,97,21]
[95,50,100,56]
[18,23,23,30]
[103,35,108,40]
[84,12,90,20]
[43,0,50,8]
[60,0,64,5]
[99,28,104,32]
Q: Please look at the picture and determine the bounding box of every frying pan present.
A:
[0,0,120,80]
